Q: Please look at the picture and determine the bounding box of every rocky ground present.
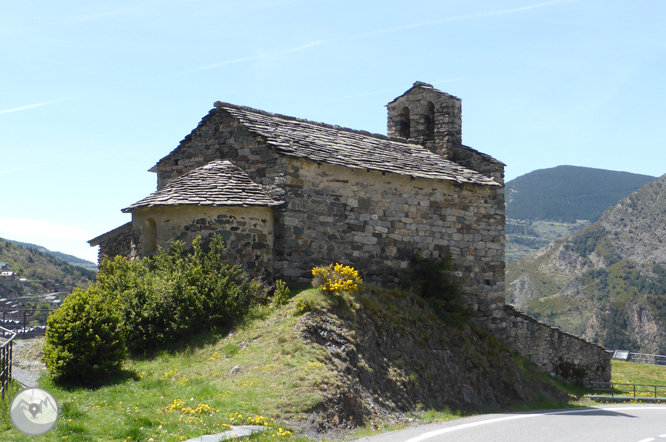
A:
[11,337,46,387]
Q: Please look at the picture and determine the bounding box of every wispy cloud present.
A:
[180,40,330,75]
[349,0,581,39]
[0,95,82,115]
[0,164,47,175]
[182,0,578,75]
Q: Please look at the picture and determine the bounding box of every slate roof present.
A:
[215,103,499,186]
[156,102,500,187]
[123,161,282,213]
[87,222,132,247]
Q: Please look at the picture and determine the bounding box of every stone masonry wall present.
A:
[504,305,611,385]
[155,109,282,194]
[131,205,274,279]
[96,222,133,265]
[153,106,506,332]
[275,157,507,333]
[387,85,462,146]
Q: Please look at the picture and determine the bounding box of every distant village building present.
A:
[0,262,9,271]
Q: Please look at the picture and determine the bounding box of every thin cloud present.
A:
[339,78,465,100]
[0,95,82,115]
[181,0,578,75]
[350,0,581,39]
[0,164,47,175]
[180,40,330,75]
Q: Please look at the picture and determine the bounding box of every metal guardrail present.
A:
[607,350,666,366]
[0,326,16,400]
[590,381,666,399]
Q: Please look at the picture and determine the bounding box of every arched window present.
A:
[425,102,435,141]
[398,106,411,139]
[144,218,157,254]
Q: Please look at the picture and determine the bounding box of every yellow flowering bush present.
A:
[311,264,362,295]
[159,399,218,415]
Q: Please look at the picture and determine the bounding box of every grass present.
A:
[0,294,338,442]
[0,284,598,441]
[611,360,666,386]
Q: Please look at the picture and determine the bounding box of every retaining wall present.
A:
[504,304,611,385]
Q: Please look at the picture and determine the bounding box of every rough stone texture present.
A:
[88,222,133,264]
[387,82,504,184]
[130,205,274,279]
[275,157,506,332]
[505,305,611,385]
[124,160,282,211]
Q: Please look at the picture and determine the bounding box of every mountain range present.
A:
[7,239,97,271]
[506,173,666,353]
[505,166,656,264]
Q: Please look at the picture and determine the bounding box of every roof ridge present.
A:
[213,101,421,146]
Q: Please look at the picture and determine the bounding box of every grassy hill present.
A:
[506,165,655,223]
[0,238,95,298]
[7,239,97,271]
[0,286,567,441]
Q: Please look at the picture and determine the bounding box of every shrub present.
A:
[105,236,268,352]
[401,253,470,321]
[43,287,126,384]
[272,280,291,306]
[311,264,362,295]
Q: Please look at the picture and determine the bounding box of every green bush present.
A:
[98,235,268,352]
[43,234,269,384]
[43,287,126,384]
[401,253,470,322]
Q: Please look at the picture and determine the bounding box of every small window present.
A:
[425,102,435,141]
[398,106,411,139]
[144,218,157,254]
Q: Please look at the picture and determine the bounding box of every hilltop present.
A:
[0,238,96,299]
[506,165,655,223]
[0,286,567,441]
[505,166,655,263]
[7,239,97,271]
[506,173,666,353]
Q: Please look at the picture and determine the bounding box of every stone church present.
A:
[89,81,612,383]
[90,81,507,331]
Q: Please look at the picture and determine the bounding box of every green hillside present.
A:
[7,239,97,271]
[0,238,96,297]
[506,173,666,354]
[506,165,655,223]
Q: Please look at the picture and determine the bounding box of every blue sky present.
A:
[1,0,665,263]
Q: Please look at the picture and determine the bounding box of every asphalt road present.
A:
[352,405,666,442]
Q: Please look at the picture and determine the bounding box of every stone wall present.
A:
[504,305,611,385]
[151,106,506,332]
[94,222,133,264]
[154,109,282,193]
[130,205,274,279]
[275,157,506,333]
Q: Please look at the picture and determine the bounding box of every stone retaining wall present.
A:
[504,304,611,385]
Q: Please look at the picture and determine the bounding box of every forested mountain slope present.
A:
[506,173,666,354]
[505,166,655,263]
[506,165,655,222]
[0,238,95,298]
